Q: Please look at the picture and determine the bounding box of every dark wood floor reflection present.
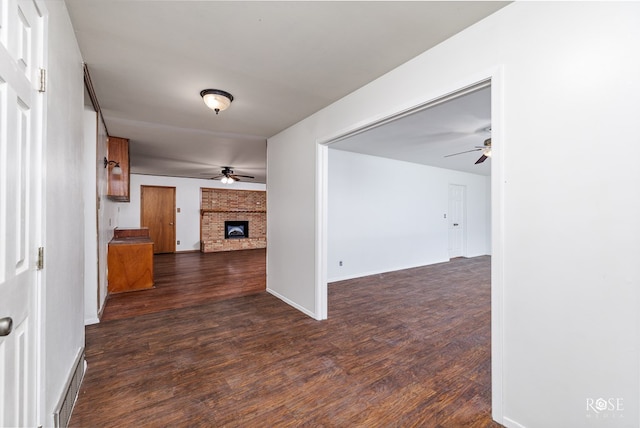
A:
[71,254,498,427]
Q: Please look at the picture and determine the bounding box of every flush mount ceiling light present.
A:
[200,89,233,114]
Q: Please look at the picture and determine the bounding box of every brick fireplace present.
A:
[200,188,266,252]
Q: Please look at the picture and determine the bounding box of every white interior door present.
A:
[0,0,45,426]
[448,184,466,258]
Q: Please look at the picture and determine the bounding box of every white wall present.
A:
[267,121,318,314]
[485,175,491,255]
[117,174,266,252]
[96,114,114,319]
[43,1,86,424]
[268,2,640,427]
[328,149,488,282]
[83,107,116,325]
[83,108,98,324]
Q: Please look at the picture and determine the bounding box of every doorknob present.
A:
[453,223,459,226]
[0,317,13,337]
[169,223,174,226]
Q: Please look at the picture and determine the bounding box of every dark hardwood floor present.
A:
[101,249,266,322]
[70,251,498,427]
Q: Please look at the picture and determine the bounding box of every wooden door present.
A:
[141,186,176,254]
[448,184,466,258]
[0,0,46,426]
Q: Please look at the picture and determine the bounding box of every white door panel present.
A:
[448,184,466,258]
[0,0,44,426]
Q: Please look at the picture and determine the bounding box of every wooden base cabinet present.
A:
[108,228,154,293]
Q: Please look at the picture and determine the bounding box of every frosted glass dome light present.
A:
[200,89,234,114]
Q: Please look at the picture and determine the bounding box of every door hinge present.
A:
[38,68,46,93]
[37,247,44,270]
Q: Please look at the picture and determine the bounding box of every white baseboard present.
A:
[328,258,450,283]
[267,288,318,319]
[502,416,527,428]
[84,316,100,325]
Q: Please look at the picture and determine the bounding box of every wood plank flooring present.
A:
[101,249,266,322]
[70,252,498,427]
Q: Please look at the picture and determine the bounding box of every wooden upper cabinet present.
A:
[107,136,130,202]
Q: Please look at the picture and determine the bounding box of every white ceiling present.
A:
[65,1,508,183]
[331,86,492,176]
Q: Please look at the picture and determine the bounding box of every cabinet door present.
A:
[107,136,130,201]
[107,243,154,293]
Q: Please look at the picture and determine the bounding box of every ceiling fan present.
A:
[209,167,255,183]
[444,137,492,164]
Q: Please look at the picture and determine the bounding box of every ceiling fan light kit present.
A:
[444,133,492,165]
[482,137,492,158]
[473,138,492,164]
[211,167,255,184]
[200,89,233,114]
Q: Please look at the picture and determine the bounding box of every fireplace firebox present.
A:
[224,221,249,239]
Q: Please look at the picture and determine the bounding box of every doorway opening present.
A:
[317,76,503,421]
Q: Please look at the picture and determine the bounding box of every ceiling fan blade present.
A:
[475,154,488,164]
[444,148,482,158]
[232,174,255,179]
[209,175,224,180]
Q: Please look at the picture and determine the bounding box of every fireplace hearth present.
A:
[225,221,249,239]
